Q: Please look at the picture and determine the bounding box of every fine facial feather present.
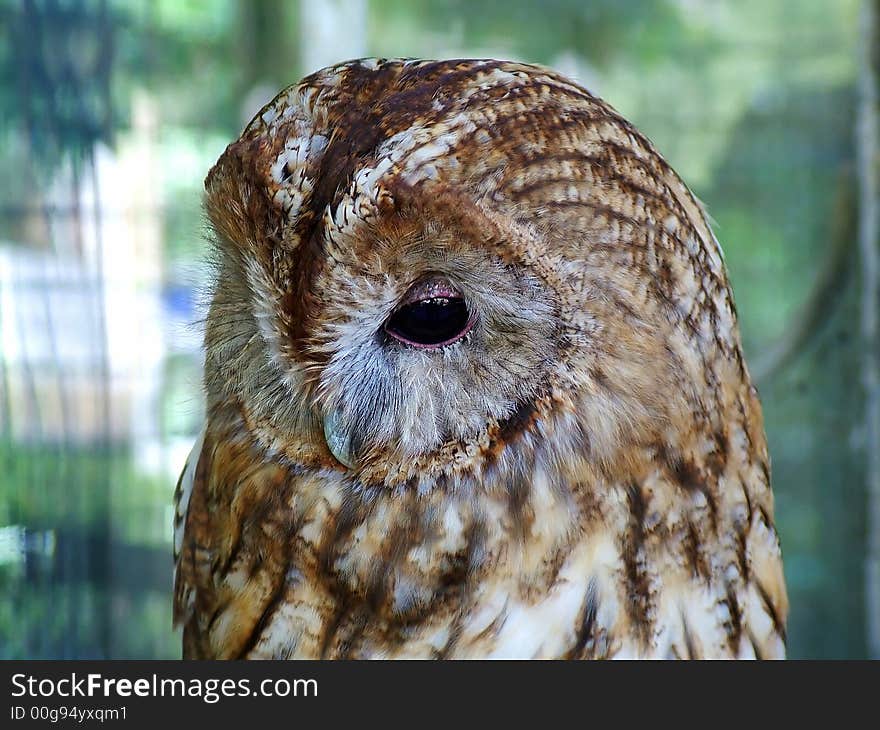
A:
[174,58,787,659]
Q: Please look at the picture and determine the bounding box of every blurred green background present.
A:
[0,0,876,659]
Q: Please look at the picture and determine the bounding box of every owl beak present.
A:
[322,408,356,469]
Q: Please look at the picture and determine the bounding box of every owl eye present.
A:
[384,296,473,348]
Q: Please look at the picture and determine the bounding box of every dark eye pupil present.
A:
[385,297,470,347]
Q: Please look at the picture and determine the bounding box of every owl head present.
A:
[202,58,749,492]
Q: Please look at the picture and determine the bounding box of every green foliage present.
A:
[370,0,702,67]
[0,577,178,659]
[0,0,120,166]
[0,441,176,657]
[710,84,857,356]
[0,441,169,546]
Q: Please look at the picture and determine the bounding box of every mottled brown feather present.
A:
[174,58,788,659]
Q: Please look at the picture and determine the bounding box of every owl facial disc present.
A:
[323,408,356,469]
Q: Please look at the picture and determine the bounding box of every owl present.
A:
[173,58,788,659]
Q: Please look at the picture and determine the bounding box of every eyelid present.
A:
[399,275,463,306]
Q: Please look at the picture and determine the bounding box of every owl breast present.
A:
[174,58,788,659]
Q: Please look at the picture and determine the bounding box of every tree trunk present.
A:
[858,0,880,660]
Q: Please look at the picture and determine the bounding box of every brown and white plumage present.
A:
[173,58,787,659]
